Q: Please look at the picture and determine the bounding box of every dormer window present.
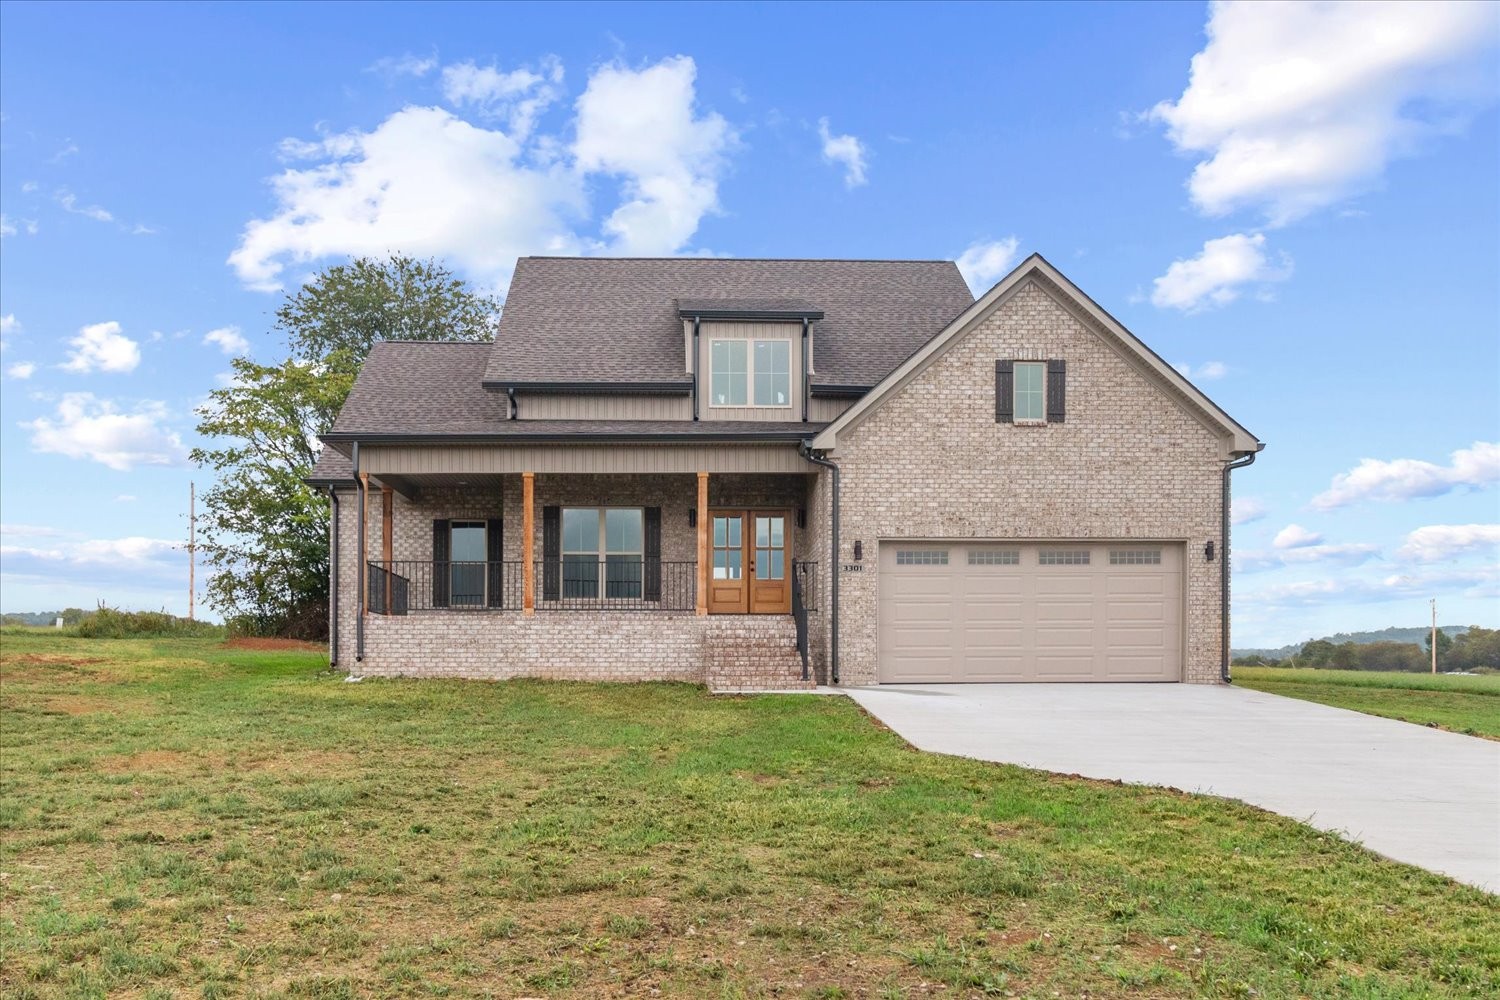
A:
[710,338,791,407]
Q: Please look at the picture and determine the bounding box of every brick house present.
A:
[308,254,1262,690]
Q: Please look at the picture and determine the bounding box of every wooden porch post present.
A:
[358,473,369,616]
[522,472,536,615]
[696,472,709,616]
[381,487,394,612]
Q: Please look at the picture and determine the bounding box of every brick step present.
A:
[702,617,812,692]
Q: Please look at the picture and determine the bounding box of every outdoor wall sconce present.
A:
[796,507,806,529]
[853,540,864,561]
[688,509,697,528]
[1204,540,1215,562]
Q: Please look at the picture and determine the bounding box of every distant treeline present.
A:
[1233,626,1499,673]
[1233,625,1471,661]
[1,606,222,639]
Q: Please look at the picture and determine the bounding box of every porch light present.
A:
[853,540,863,562]
[688,508,698,528]
[1204,540,1215,562]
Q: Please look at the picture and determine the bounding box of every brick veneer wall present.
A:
[821,277,1230,686]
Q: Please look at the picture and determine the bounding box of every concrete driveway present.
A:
[846,684,1500,893]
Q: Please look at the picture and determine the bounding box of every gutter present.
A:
[328,485,339,669]
[691,315,701,422]
[482,380,692,394]
[353,441,365,664]
[321,429,822,446]
[1221,449,1259,683]
[798,444,840,685]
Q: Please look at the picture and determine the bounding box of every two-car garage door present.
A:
[878,542,1183,683]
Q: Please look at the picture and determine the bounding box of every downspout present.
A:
[1221,450,1257,683]
[353,441,365,663]
[507,387,518,420]
[800,317,810,422]
[691,316,701,421]
[799,443,840,685]
[327,485,339,669]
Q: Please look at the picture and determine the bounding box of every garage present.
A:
[878,542,1183,683]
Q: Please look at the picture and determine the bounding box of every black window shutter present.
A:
[643,507,662,602]
[1046,359,1067,423]
[485,518,503,608]
[542,506,561,601]
[432,519,450,608]
[995,360,1014,423]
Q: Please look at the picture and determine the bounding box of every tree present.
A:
[193,256,498,636]
[1424,628,1453,668]
[1298,639,1338,668]
[1448,627,1500,672]
[1329,641,1360,671]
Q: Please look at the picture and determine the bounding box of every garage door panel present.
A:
[880,542,1182,683]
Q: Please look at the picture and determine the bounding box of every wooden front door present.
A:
[707,509,791,614]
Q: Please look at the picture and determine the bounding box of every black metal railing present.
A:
[791,560,818,678]
[366,561,523,613]
[364,560,698,613]
[535,560,697,612]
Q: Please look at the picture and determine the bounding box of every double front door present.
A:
[707,510,791,614]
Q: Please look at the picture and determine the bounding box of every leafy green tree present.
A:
[192,256,498,637]
[1329,642,1360,670]
[1448,627,1500,671]
[1298,639,1337,668]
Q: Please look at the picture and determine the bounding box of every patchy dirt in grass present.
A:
[97,749,358,775]
[4,653,108,667]
[224,637,325,651]
[39,694,122,716]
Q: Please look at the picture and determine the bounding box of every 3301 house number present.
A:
[841,563,864,572]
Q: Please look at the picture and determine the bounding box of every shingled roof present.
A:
[484,257,974,388]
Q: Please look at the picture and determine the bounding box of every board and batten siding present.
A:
[807,396,858,422]
[517,394,692,420]
[361,443,811,475]
[698,320,805,422]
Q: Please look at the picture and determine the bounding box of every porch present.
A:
[338,469,829,687]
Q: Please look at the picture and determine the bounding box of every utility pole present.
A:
[188,482,196,621]
[1430,598,1437,675]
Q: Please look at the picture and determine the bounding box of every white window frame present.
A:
[708,338,793,408]
[560,507,644,599]
[1014,361,1046,423]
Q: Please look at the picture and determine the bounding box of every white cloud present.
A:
[55,188,114,223]
[1273,523,1321,549]
[1277,542,1381,566]
[5,361,37,380]
[0,313,17,351]
[368,53,438,80]
[203,326,250,356]
[1239,564,1499,609]
[24,392,187,471]
[0,215,14,237]
[1398,524,1500,563]
[1231,496,1267,525]
[61,321,141,374]
[955,237,1022,294]
[1,535,183,590]
[1148,1,1499,224]
[1173,360,1229,381]
[441,57,563,139]
[573,56,735,255]
[114,494,137,503]
[229,106,584,292]
[232,55,732,292]
[1310,441,1500,511]
[816,117,868,188]
[1150,232,1292,311]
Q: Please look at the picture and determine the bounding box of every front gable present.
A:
[810,255,1261,459]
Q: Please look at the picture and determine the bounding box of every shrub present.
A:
[74,605,224,639]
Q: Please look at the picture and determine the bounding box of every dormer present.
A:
[677,299,824,422]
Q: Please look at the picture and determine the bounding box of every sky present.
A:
[1,0,1497,647]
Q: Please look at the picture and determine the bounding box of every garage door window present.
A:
[1039,549,1090,565]
[1110,549,1162,565]
[968,549,1019,565]
[896,549,948,565]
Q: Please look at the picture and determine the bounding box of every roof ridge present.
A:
[519,256,957,264]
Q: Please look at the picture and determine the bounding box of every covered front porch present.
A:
[335,459,828,687]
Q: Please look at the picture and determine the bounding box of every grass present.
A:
[1,635,1495,999]
[1234,667,1500,740]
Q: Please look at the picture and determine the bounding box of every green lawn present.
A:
[1234,667,1500,740]
[2,634,1496,999]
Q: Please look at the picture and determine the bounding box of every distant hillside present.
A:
[1233,625,1473,661]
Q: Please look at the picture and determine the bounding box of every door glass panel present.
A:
[450,522,486,606]
[713,549,742,580]
[754,516,785,581]
[712,515,743,580]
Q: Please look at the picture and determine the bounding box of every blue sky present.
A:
[1,0,1497,646]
